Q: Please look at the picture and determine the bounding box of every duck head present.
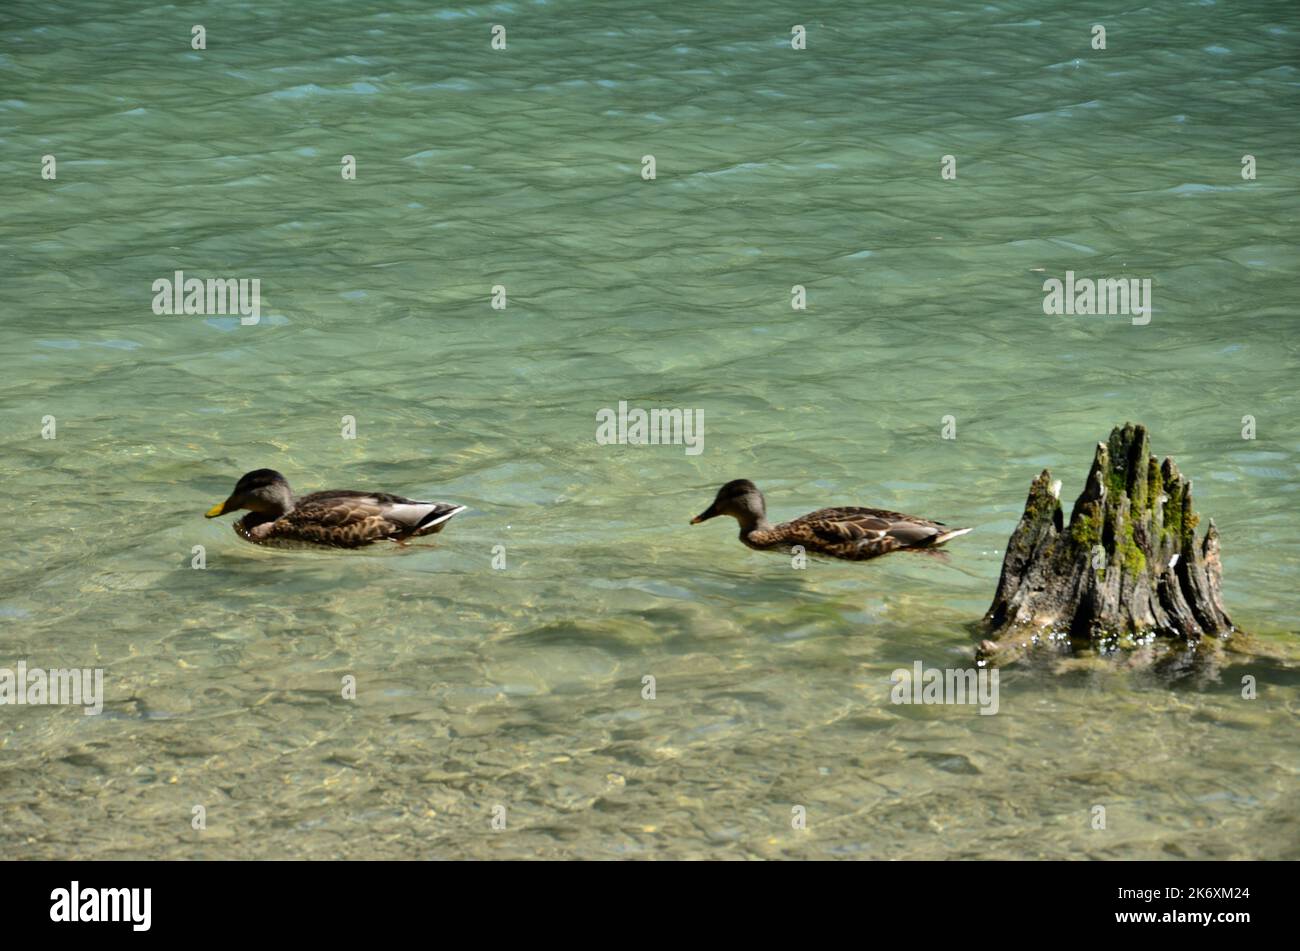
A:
[691,479,769,530]
[206,469,295,519]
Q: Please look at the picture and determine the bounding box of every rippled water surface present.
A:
[2,0,1298,859]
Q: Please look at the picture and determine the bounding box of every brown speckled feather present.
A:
[747,507,955,560]
[239,492,464,548]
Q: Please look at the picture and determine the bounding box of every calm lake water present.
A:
[1,0,1297,859]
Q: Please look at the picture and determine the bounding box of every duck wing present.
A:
[780,506,952,558]
[278,491,465,547]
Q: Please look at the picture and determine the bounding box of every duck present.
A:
[690,479,970,560]
[205,469,466,548]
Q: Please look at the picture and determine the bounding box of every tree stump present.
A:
[979,423,1234,667]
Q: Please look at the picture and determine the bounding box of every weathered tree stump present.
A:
[979,423,1234,667]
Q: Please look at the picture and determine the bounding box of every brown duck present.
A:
[690,479,970,560]
[205,469,466,548]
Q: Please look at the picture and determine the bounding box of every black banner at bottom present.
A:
[1,859,1278,938]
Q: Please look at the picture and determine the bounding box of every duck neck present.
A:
[736,508,772,539]
[261,484,296,517]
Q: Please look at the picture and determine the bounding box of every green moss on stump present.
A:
[1071,511,1102,548]
[1117,521,1146,575]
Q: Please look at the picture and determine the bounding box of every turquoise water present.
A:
[1,0,1297,858]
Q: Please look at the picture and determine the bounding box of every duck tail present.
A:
[415,503,467,534]
[932,526,973,546]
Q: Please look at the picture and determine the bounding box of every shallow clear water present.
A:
[1,0,1297,859]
